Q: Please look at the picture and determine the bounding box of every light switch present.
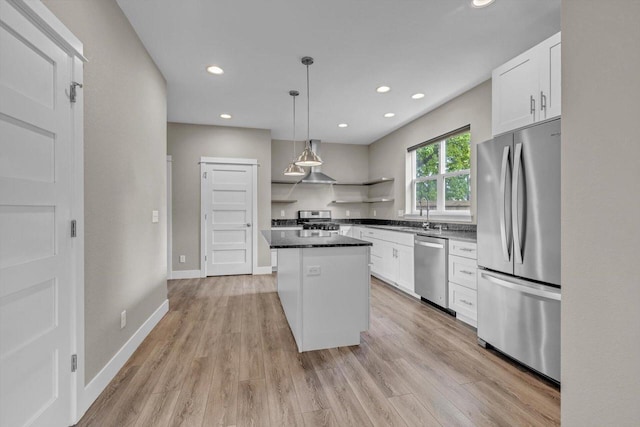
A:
[346,210,350,217]
[179,255,186,263]
[373,209,377,217]
[152,210,159,223]
[280,210,285,217]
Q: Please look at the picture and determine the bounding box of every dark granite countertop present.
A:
[262,230,373,249]
[358,224,477,243]
[269,220,476,243]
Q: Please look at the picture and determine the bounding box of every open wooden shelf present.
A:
[271,199,298,203]
[333,177,395,186]
[272,177,395,186]
[330,198,394,204]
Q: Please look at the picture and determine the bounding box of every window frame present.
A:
[405,128,472,221]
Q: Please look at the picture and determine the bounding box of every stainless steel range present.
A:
[297,210,340,231]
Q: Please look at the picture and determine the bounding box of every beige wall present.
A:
[368,80,491,223]
[43,0,168,384]
[168,123,271,271]
[561,0,640,424]
[271,140,371,219]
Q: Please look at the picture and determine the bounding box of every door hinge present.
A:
[68,82,83,103]
[205,255,207,261]
[71,219,77,238]
[203,172,207,179]
[71,354,77,372]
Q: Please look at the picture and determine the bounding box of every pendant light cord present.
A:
[306,63,310,147]
[292,94,296,159]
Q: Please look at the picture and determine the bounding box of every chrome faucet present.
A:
[420,197,430,229]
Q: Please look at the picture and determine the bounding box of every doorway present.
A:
[200,157,258,276]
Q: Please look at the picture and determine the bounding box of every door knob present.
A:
[246,223,252,227]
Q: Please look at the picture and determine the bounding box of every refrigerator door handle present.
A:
[512,142,524,264]
[480,272,561,301]
[499,146,511,262]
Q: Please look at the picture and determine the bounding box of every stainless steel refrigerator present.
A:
[476,118,561,382]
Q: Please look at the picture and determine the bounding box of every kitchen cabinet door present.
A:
[492,51,539,136]
[395,244,414,292]
[538,32,562,121]
[379,240,396,282]
[492,32,561,136]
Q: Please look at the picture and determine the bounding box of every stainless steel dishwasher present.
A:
[414,235,449,310]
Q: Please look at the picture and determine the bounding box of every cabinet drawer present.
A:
[449,283,477,326]
[390,231,414,247]
[448,255,478,290]
[449,240,477,259]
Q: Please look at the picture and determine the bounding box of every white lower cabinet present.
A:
[271,249,277,271]
[395,244,414,292]
[448,240,478,327]
[449,283,477,324]
[360,228,415,296]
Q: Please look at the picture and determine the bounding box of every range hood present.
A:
[300,140,336,184]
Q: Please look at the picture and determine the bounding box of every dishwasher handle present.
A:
[414,240,444,249]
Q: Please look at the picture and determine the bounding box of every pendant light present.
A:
[283,90,305,176]
[295,56,323,167]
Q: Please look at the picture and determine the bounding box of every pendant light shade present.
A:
[295,146,322,167]
[283,162,305,176]
[284,90,306,176]
[295,56,323,167]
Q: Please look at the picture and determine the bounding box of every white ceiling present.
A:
[116,0,560,145]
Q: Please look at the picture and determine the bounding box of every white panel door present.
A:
[205,164,253,276]
[0,1,74,426]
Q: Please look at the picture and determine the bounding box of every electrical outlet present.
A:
[307,265,321,276]
[151,210,159,223]
[373,209,377,217]
[280,210,285,217]
[120,310,126,329]
[397,210,404,217]
[346,210,350,217]
[179,255,186,263]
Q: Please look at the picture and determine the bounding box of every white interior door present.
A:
[205,163,254,276]
[0,1,74,426]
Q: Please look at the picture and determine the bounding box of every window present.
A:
[407,127,471,219]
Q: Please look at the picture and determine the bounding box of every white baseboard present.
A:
[253,266,273,275]
[81,299,169,416]
[171,269,201,279]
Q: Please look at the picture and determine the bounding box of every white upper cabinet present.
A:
[492,32,561,136]
[538,33,562,120]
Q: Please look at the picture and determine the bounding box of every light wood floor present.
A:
[77,274,560,427]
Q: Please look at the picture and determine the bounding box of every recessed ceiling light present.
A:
[411,93,425,99]
[472,0,495,8]
[206,65,224,75]
[220,113,232,119]
[338,123,348,128]
[376,86,391,93]
[384,113,395,118]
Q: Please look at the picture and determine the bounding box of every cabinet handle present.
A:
[458,247,474,252]
[530,95,536,115]
[540,91,547,112]
[460,270,475,275]
[460,299,474,306]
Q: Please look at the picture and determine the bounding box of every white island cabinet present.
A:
[262,230,371,352]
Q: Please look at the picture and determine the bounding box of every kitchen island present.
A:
[262,229,372,352]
